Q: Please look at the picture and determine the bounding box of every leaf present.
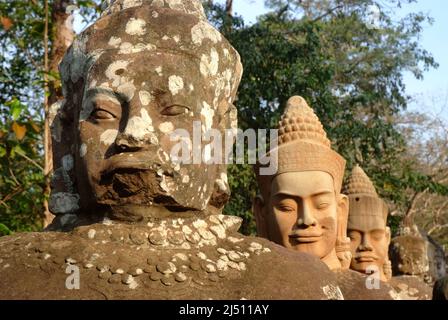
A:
[0,224,12,236]
[12,122,27,140]
[0,145,6,158]
[0,17,13,31]
[29,121,41,133]
[10,99,24,120]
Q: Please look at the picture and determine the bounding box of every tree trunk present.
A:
[225,0,233,16]
[43,0,74,227]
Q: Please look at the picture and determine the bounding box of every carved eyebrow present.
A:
[85,87,124,104]
[273,189,333,198]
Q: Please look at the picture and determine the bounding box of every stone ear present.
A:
[336,193,349,239]
[385,226,391,245]
[48,100,80,216]
[253,195,268,238]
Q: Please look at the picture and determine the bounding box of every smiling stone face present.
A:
[50,0,242,221]
[268,171,338,260]
[253,96,349,271]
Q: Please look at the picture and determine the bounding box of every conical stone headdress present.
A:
[257,96,346,194]
[343,165,388,229]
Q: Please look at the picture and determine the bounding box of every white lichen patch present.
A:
[209,224,226,239]
[125,18,146,36]
[100,129,118,145]
[108,36,121,47]
[155,66,163,76]
[159,122,174,134]
[168,75,184,95]
[87,229,96,239]
[322,285,344,300]
[173,35,180,43]
[215,172,228,192]
[166,0,184,10]
[139,90,153,106]
[124,109,155,141]
[118,42,156,55]
[152,11,159,18]
[191,21,222,46]
[181,175,190,184]
[200,101,215,133]
[193,219,207,229]
[79,143,87,157]
[122,0,143,10]
[105,60,130,87]
[200,48,219,77]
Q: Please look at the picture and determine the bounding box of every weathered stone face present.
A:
[389,235,430,277]
[50,1,242,220]
[348,227,390,279]
[343,165,391,281]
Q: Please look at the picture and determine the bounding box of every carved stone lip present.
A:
[354,254,378,262]
[101,153,159,175]
[289,230,323,243]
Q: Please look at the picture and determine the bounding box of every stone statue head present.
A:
[48,0,242,224]
[253,96,349,270]
[389,235,430,279]
[343,165,391,281]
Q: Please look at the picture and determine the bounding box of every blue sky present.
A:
[224,0,448,118]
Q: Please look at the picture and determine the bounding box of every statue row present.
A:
[0,0,444,300]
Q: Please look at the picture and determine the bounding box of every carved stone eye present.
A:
[160,105,189,116]
[91,109,116,120]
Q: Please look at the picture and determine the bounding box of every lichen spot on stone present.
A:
[87,229,96,239]
[155,66,163,76]
[108,36,121,48]
[168,75,184,95]
[200,48,219,77]
[124,109,155,141]
[122,0,143,10]
[100,129,118,145]
[182,175,190,184]
[139,90,153,106]
[159,122,174,134]
[322,285,344,300]
[191,21,222,46]
[125,18,146,36]
[152,11,159,18]
[201,101,215,133]
[79,143,87,158]
[105,60,130,87]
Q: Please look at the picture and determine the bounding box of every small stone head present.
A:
[389,235,430,278]
[253,96,348,270]
[49,0,242,223]
[343,165,391,281]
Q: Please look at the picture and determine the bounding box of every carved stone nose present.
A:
[115,132,144,151]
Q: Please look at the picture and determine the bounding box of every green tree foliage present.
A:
[0,1,100,233]
[1,1,46,232]
[205,0,446,236]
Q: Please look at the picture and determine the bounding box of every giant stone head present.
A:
[49,0,242,224]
